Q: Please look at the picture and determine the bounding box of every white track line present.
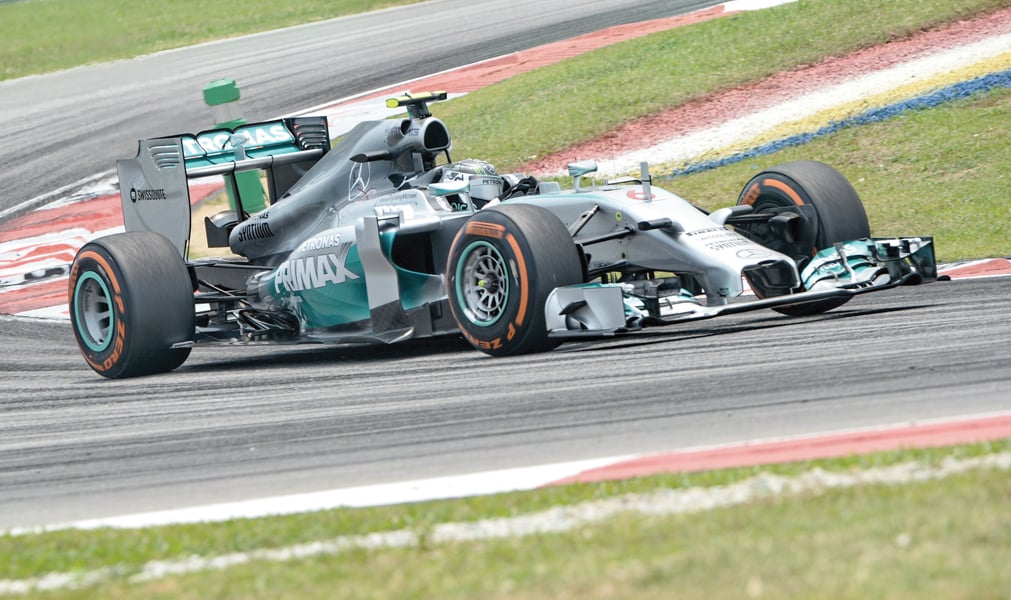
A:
[8,411,1008,536]
[1,451,1006,596]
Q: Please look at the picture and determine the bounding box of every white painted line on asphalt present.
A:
[2,451,1006,596]
[8,411,1008,536]
[6,455,635,535]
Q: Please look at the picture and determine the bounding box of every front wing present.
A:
[545,237,937,338]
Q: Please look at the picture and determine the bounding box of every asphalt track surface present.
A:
[2,277,1010,530]
[2,1,1010,532]
[0,0,721,217]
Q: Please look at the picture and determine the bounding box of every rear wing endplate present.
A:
[117,117,329,256]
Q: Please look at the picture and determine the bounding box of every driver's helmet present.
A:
[441,159,504,208]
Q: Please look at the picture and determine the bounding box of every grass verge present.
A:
[2,440,1008,598]
[438,0,1008,169]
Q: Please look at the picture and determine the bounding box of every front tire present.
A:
[69,232,194,378]
[446,204,583,356]
[736,160,871,316]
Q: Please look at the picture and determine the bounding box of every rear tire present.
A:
[69,232,194,378]
[736,160,870,316]
[447,204,583,356]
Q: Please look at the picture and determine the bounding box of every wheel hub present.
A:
[459,242,508,325]
[74,271,115,352]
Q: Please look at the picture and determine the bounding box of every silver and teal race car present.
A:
[69,92,937,378]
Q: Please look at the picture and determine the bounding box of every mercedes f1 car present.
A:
[69,91,937,378]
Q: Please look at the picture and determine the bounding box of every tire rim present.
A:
[73,271,115,352]
[456,241,508,326]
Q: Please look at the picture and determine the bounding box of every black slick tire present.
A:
[69,232,194,378]
[446,203,583,356]
[736,160,871,316]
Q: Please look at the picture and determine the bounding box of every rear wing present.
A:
[116,116,329,256]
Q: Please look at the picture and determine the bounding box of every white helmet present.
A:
[441,159,504,207]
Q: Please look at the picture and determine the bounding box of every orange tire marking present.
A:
[505,233,529,327]
[72,249,128,373]
[76,250,125,312]
[740,182,761,206]
[763,178,805,206]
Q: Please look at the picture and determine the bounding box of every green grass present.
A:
[0,0,425,81]
[438,0,1008,169]
[3,441,1008,598]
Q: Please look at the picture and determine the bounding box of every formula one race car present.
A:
[69,91,937,378]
